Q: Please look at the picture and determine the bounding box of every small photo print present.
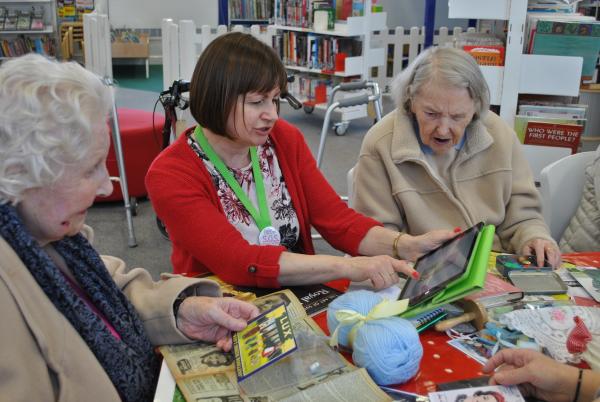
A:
[253,293,292,313]
[569,267,600,302]
[429,385,525,402]
[447,338,494,365]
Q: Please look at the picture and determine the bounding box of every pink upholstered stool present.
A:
[98,108,165,202]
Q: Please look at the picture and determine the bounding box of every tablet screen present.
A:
[399,222,483,306]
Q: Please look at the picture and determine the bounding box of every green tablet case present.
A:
[400,224,496,318]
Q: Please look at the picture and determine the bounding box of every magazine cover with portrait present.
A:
[429,385,525,402]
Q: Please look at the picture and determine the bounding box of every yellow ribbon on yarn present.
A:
[329,298,410,349]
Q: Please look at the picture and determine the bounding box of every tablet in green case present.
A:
[400,224,495,318]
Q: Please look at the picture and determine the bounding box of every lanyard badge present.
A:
[194,126,281,246]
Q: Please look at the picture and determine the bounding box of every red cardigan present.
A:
[145,119,380,287]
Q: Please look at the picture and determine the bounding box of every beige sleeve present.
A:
[352,151,404,232]
[0,278,55,401]
[101,255,221,346]
[496,129,555,252]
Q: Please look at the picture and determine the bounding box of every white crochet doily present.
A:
[499,306,600,363]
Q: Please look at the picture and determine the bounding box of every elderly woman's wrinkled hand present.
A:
[176,296,260,352]
[399,229,457,261]
[521,238,561,268]
[483,348,578,402]
[345,255,418,290]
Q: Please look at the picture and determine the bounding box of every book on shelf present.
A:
[58,0,77,22]
[514,115,585,153]
[229,0,273,21]
[273,30,360,71]
[313,7,335,30]
[275,0,313,27]
[336,0,352,20]
[462,45,505,66]
[16,10,31,31]
[524,13,596,53]
[518,102,588,119]
[4,10,18,31]
[274,0,365,29]
[454,32,505,66]
[30,7,44,30]
[578,3,600,17]
[528,0,580,13]
[529,19,600,81]
[351,0,365,17]
[0,36,54,58]
[464,273,524,308]
[287,74,331,104]
[0,7,6,31]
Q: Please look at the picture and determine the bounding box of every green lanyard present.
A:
[194,126,271,230]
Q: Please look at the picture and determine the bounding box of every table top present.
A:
[316,279,487,394]
[318,253,600,394]
[155,252,600,399]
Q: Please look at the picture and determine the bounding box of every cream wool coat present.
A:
[0,228,220,402]
[352,109,554,253]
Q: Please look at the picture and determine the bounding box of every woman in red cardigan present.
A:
[146,32,454,289]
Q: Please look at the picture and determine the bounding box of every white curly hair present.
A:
[392,46,490,123]
[0,54,112,205]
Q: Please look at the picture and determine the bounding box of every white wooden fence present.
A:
[83,13,113,79]
[160,19,474,93]
[370,26,475,92]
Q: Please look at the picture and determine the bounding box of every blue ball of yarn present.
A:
[327,290,382,347]
[352,317,422,385]
[327,290,423,385]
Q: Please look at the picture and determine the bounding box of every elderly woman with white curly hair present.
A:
[0,54,259,402]
[352,46,560,268]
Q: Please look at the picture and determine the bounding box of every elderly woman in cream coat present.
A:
[0,54,258,402]
[352,47,560,267]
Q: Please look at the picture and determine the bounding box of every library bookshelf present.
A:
[449,0,583,128]
[0,0,58,60]
[271,0,386,123]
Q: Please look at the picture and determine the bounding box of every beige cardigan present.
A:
[0,229,220,401]
[352,108,554,253]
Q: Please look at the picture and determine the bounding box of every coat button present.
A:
[248,266,257,273]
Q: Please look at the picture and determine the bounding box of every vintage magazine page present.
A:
[198,273,257,302]
[160,342,236,376]
[160,290,389,401]
[159,341,246,402]
[253,289,325,335]
[279,368,391,402]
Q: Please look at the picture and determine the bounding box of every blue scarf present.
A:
[0,203,159,402]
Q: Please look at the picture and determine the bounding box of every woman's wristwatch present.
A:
[173,293,187,318]
[172,286,199,318]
